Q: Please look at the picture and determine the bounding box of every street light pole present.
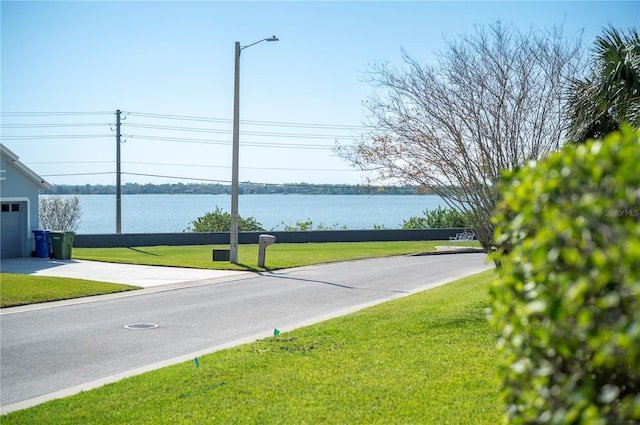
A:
[230,36,278,264]
[230,41,241,264]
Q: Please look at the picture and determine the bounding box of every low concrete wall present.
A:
[73,228,467,248]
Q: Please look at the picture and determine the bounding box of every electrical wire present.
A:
[1,123,110,128]
[2,110,367,130]
[122,161,359,172]
[123,172,230,183]
[28,161,114,165]
[0,111,113,116]
[122,134,228,146]
[0,134,114,140]
[123,134,334,149]
[1,110,361,151]
[3,109,367,185]
[123,122,352,140]
[125,111,369,130]
[124,123,230,134]
[27,159,357,173]
[125,112,230,124]
[40,172,114,177]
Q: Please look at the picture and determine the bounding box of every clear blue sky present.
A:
[2,1,638,186]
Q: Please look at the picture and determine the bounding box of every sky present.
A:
[1,0,638,187]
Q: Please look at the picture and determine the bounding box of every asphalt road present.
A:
[0,253,491,413]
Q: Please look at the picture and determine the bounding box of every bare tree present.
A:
[39,195,83,232]
[338,23,583,252]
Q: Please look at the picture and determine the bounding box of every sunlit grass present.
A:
[73,240,480,271]
[0,273,139,308]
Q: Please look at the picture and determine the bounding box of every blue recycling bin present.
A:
[32,230,51,258]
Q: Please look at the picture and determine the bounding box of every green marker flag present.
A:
[274,328,280,336]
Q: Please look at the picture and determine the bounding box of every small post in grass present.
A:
[258,234,276,268]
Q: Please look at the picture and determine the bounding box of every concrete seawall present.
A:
[74,228,467,248]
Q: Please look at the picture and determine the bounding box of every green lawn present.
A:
[0,274,140,308]
[73,240,479,271]
[1,269,501,424]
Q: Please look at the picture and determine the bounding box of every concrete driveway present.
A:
[1,257,248,288]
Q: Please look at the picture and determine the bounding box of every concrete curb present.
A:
[410,246,484,256]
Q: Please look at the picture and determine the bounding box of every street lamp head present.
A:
[240,36,280,51]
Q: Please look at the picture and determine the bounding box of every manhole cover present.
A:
[124,323,159,330]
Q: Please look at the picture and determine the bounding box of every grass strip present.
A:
[1,269,500,424]
[0,273,140,308]
[73,240,479,271]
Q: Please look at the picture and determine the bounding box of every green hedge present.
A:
[187,207,265,232]
[402,206,468,229]
[490,126,640,424]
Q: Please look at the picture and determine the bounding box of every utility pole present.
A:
[116,109,122,234]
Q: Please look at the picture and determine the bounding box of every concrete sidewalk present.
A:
[0,257,248,288]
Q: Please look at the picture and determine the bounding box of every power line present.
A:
[45,180,388,192]
[125,110,369,130]
[2,110,368,130]
[41,171,229,182]
[0,111,113,116]
[2,110,369,130]
[239,181,381,191]
[3,109,366,186]
[1,110,361,151]
[0,134,113,140]
[124,161,228,169]
[41,172,114,177]
[123,161,359,172]
[240,119,368,130]
[1,123,110,128]
[123,134,335,149]
[123,122,353,140]
[2,133,340,149]
[124,123,230,134]
[26,160,357,174]
[125,112,230,124]
[27,161,114,165]
[123,134,228,146]
[236,129,351,140]
[123,172,230,183]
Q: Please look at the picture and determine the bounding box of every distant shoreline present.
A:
[42,182,436,196]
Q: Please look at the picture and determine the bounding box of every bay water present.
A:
[63,194,446,234]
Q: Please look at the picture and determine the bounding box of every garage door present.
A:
[1,202,25,258]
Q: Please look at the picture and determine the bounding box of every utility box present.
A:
[212,249,231,262]
[258,234,276,268]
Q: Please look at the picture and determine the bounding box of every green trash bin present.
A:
[50,231,75,260]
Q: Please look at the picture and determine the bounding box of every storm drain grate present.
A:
[124,323,159,330]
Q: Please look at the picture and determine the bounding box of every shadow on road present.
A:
[1,258,79,274]
[258,271,409,294]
